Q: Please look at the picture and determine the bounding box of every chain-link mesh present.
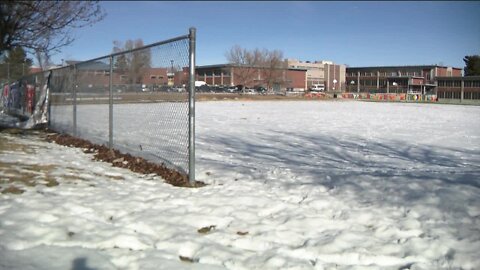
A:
[49,66,74,134]
[74,57,111,145]
[47,35,192,175]
[112,38,190,174]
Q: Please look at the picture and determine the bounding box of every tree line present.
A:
[225,45,285,91]
[0,1,478,85]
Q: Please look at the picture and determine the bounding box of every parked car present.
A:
[196,84,211,92]
[141,84,149,92]
[211,86,226,93]
[195,81,207,87]
[255,86,267,93]
[172,87,186,92]
[226,86,238,93]
[310,84,325,92]
[243,87,256,95]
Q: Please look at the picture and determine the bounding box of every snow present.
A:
[1,100,479,270]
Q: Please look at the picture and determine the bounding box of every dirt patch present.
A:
[196,93,332,102]
[1,185,25,195]
[45,132,204,188]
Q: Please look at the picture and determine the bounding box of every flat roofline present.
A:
[436,76,480,80]
[346,65,462,70]
[196,63,307,71]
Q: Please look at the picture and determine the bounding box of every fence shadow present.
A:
[198,129,480,209]
[72,258,97,270]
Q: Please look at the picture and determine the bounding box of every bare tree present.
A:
[113,39,151,85]
[35,51,54,72]
[259,49,285,92]
[0,1,105,58]
[225,46,285,91]
[225,45,262,89]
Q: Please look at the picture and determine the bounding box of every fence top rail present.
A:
[48,33,190,72]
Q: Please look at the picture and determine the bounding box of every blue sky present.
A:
[50,1,480,68]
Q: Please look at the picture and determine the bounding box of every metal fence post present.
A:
[188,27,196,185]
[73,65,77,136]
[109,56,114,149]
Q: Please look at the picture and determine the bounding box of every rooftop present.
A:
[347,65,462,70]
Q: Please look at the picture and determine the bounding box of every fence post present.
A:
[73,65,77,136]
[460,79,464,103]
[188,27,196,185]
[109,56,114,149]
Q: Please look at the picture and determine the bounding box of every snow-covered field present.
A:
[1,100,479,270]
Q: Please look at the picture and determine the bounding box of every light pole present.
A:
[169,60,174,86]
[350,80,355,92]
[392,82,398,94]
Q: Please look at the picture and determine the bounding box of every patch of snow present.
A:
[0,101,479,269]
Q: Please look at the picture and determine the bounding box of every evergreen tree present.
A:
[0,46,33,82]
[463,55,480,76]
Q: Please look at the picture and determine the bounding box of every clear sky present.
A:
[50,1,480,68]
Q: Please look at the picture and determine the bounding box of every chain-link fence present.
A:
[1,71,49,125]
[3,29,196,183]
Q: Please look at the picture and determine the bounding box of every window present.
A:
[150,75,157,79]
[471,81,480,88]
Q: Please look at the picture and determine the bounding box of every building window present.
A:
[150,75,157,79]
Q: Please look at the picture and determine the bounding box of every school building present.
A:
[345,65,462,94]
[195,64,307,91]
